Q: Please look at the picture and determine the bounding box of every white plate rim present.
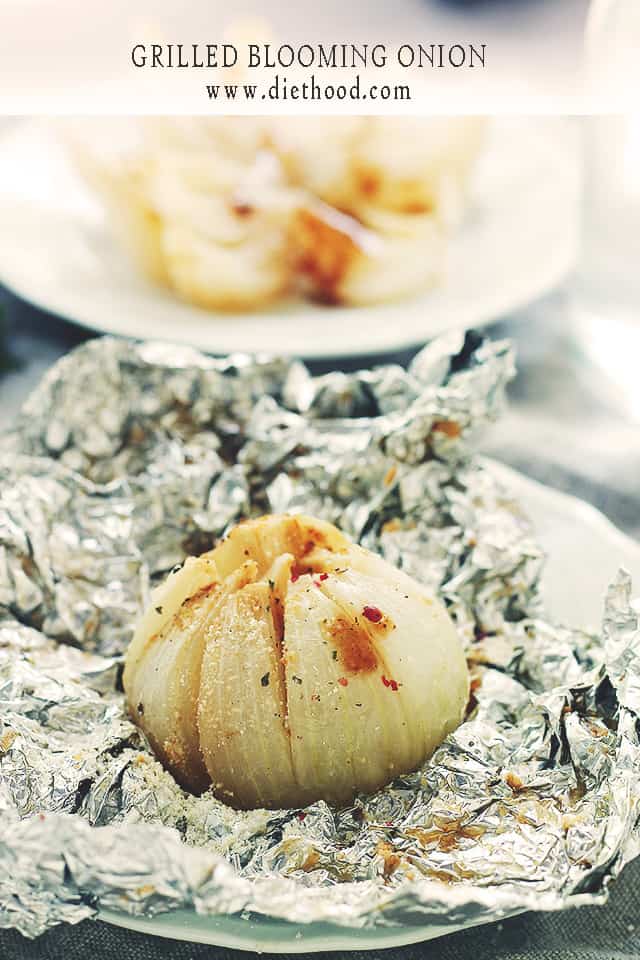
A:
[99,907,521,954]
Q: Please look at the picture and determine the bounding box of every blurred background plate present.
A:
[99,460,640,951]
[0,118,579,359]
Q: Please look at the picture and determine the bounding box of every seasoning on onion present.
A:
[123,514,469,810]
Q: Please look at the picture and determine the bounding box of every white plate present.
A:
[0,120,578,359]
[100,461,640,951]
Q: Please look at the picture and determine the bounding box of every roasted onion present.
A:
[124,515,469,809]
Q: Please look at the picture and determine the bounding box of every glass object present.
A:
[570,2,640,417]
[586,0,640,109]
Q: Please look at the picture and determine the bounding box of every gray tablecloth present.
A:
[1,286,639,959]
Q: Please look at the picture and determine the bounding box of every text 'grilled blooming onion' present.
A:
[123,515,469,810]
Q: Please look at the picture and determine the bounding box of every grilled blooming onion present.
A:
[124,515,469,810]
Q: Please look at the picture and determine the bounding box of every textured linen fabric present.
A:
[1,857,639,959]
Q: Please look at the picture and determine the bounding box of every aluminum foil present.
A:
[0,332,639,940]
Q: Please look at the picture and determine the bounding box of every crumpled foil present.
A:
[0,331,639,939]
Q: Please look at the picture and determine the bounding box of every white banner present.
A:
[0,0,637,114]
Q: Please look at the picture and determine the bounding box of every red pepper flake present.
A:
[363,605,383,623]
[297,811,307,821]
[381,675,399,692]
[291,571,300,583]
[338,677,349,687]
[318,572,328,581]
